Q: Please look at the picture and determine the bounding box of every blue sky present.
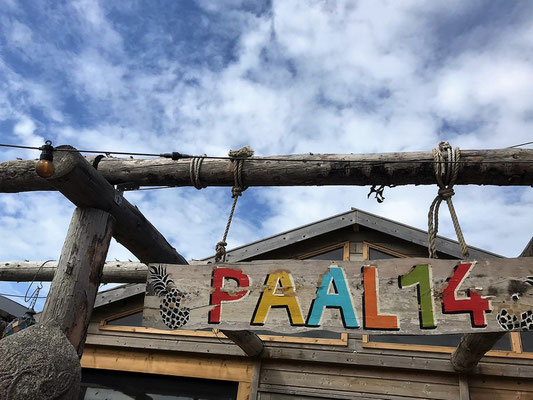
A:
[1,0,532,310]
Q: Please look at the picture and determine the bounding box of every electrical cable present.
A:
[1,142,532,164]
[508,141,533,148]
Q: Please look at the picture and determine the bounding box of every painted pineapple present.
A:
[497,276,533,331]
[149,265,190,329]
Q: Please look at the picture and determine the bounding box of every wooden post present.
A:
[42,147,264,357]
[1,148,533,192]
[40,207,114,356]
[459,375,470,400]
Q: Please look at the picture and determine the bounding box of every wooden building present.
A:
[0,295,30,337]
[80,208,533,399]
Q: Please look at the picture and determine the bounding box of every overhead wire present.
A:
[508,141,533,148]
[0,142,532,164]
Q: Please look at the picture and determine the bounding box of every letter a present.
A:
[251,271,305,326]
[307,266,359,328]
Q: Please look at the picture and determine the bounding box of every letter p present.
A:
[209,268,250,324]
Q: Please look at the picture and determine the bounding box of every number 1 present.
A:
[399,264,436,329]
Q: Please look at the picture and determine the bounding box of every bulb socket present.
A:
[39,140,54,162]
[35,140,55,178]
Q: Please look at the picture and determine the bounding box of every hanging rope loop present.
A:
[428,141,469,259]
[215,146,254,263]
[189,154,207,190]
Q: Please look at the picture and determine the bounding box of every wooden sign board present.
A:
[142,258,533,335]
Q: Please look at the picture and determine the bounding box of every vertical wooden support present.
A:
[459,375,470,400]
[41,207,115,356]
[248,360,262,400]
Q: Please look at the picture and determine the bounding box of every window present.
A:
[80,369,238,400]
[362,242,517,356]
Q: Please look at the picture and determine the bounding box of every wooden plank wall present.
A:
[85,228,533,399]
[257,361,461,400]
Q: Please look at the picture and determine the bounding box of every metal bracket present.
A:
[114,183,139,205]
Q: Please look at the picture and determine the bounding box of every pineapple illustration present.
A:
[149,265,190,329]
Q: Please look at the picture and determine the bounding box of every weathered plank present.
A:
[0,261,148,283]
[450,241,533,373]
[40,207,115,356]
[143,258,533,335]
[1,148,533,193]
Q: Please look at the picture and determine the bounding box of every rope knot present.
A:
[215,241,227,263]
[228,146,254,158]
[438,188,455,199]
[428,141,469,259]
[232,186,245,198]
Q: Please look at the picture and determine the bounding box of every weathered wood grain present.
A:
[450,241,533,373]
[42,147,263,357]
[0,261,148,283]
[1,148,532,192]
[40,207,115,356]
[143,258,533,335]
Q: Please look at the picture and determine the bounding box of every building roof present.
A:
[95,207,502,308]
[0,295,30,320]
[201,207,501,262]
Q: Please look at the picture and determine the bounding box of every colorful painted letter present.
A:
[251,271,304,326]
[399,264,436,329]
[209,268,250,324]
[442,262,491,327]
[363,266,399,330]
[307,266,359,328]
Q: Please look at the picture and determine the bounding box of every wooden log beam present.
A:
[451,332,507,373]
[41,147,264,356]
[45,146,186,265]
[1,148,532,192]
[40,207,115,356]
[222,330,264,358]
[0,261,148,283]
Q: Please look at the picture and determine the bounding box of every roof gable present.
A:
[201,207,501,262]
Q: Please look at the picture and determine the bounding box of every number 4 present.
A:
[442,262,491,328]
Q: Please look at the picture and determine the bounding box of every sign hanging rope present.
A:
[215,146,254,262]
[427,142,469,259]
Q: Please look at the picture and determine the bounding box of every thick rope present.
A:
[215,146,254,262]
[189,155,207,189]
[428,142,469,259]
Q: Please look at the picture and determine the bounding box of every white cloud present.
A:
[1,1,533,306]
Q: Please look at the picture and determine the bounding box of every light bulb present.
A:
[35,159,55,178]
[35,140,55,178]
